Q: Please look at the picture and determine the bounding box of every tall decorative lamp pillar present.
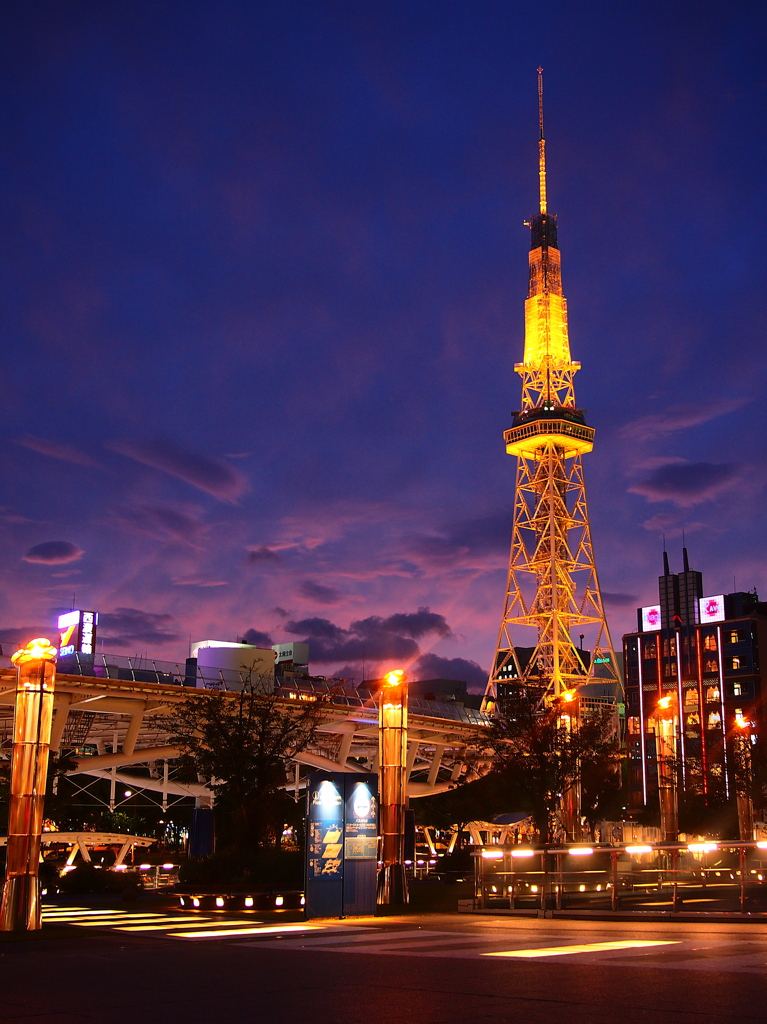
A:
[652,695,679,843]
[376,669,409,905]
[0,638,57,931]
[734,712,755,842]
[557,689,582,843]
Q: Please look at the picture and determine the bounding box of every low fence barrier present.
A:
[474,841,767,915]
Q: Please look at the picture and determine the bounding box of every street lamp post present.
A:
[733,712,755,842]
[558,689,582,842]
[376,669,409,905]
[0,639,57,931]
[652,695,679,843]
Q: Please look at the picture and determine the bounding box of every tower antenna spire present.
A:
[537,67,547,214]
[484,69,621,712]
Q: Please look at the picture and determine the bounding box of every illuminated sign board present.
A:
[699,595,725,624]
[344,781,378,860]
[57,609,98,657]
[641,605,661,631]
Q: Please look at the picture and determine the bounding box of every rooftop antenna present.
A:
[537,67,547,215]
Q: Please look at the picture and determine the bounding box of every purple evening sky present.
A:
[1,2,766,689]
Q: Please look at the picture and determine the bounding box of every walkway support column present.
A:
[1,639,57,931]
[652,695,679,843]
[376,670,408,905]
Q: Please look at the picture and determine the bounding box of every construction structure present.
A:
[484,70,620,707]
[0,658,490,830]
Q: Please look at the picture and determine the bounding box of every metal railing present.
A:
[475,841,767,915]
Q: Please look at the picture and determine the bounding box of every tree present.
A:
[485,685,620,843]
[168,677,323,857]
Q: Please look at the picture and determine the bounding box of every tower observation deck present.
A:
[484,70,621,706]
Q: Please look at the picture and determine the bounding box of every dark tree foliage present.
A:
[485,686,620,843]
[413,769,526,836]
[168,678,322,855]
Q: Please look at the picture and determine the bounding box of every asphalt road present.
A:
[3,909,767,1023]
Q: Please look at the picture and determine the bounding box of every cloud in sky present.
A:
[299,580,342,604]
[23,541,84,564]
[247,546,281,564]
[16,435,101,469]
[108,438,248,503]
[284,607,450,665]
[641,513,706,536]
[412,652,487,690]
[112,504,208,549]
[620,397,750,441]
[99,607,180,648]
[628,461,741,506]
[242,627,274,647]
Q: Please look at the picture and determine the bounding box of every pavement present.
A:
[2,906,767,1022]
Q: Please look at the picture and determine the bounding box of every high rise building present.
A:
[484,71,620,707]
[624,551,767,808]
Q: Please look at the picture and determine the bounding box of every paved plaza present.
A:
[3,910,767,1023]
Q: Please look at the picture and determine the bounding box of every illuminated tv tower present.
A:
[484,70,620,706]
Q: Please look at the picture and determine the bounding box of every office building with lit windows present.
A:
[623,549,767,808]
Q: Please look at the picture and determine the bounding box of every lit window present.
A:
[705,659,718,674]
[704,635,717,651]
[730,631,740,644]
[733,683,742,696]
[732,657,741,671]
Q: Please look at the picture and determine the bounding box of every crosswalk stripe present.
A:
[115,919,259,932]
[71,916,176,927]
[483,940,680,958]
[41,913,140,921]
[169,923,320,939]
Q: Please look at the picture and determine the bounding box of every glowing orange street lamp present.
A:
[651,694,679,843]
[0,638,57,931]
[376,669,409,905]
[733,713,755,841]
[557,689,582,842]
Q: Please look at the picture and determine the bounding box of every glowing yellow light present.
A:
[735,713,750,729]
[626,845,653,855]
[12,637,57,665]
[756,841,767,850]
[569,847,593,856]
[384,670,406,687]
[560,690,576,703]
[687,842,717,854]
[510,848,536,858]
[244,897,254,907]
[481,849,504,859]
[483,940,680,959]
[168,924,319,939]
[657,696,672,710]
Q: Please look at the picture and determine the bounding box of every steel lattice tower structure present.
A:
[484,70,621,707]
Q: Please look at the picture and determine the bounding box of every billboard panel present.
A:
[57,610,98,657]
[699,595,725,624]
[641,605,661,631]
